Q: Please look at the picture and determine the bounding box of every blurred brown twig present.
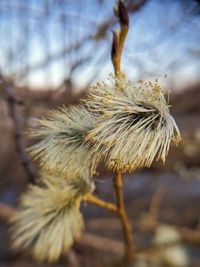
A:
[1,200,200,258]
[0,74,36,183]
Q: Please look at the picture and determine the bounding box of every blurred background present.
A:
[0,0,200,266]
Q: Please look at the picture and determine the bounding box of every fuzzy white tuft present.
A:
[86,75,181,172]
[10,173,94,262]
[28,105,99,178]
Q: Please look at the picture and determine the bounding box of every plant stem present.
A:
[85,1,134,262]
[84,194,117,213]
[114,172,134,262]
[111,1,134,262]
[111,1,129,78]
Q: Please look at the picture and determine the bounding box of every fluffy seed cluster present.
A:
[10,75,181,263]
[29,105,99,178]
[10,173,94,262]
[85,75,181,172]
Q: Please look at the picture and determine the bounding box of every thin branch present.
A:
[0,202,124,257]
[19,34,92,77]
[113,172,134,262]
[83,194,117,213]
[0,202,15,220]
[79,232,124,256]
[66,249,81,267]
[0,74,36,183]
[111,1,134,263]
[112,1,129,77]
[87,218,122,230]
[1,201,200,256]
[149,187,166,221]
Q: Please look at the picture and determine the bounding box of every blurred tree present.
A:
[0,0,199,90]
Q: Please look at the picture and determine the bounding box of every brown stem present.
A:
[83,194,117,213]
[111,1,134,262]
[114,172,134,262]
[83,190,134,261]
[111,30,121,76]
[111,1,129,78]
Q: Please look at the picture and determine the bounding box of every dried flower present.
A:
[10,172,94,262]
[28,105,99,178]
[86,75,181,172]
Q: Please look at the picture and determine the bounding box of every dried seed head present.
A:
[86,75,181,172]
[28,105,99,178]
[10,173,94,262]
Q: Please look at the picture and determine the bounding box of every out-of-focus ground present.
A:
[0,81,200,267]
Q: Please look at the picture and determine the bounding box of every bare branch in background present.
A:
[0,74,36,183]
[0,202,15,220]
[69,56,92,77]
[1,201,200,256]
[0,0,150,89]
[19,34,93,78]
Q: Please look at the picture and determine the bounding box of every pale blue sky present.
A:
[0,0,199,91]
